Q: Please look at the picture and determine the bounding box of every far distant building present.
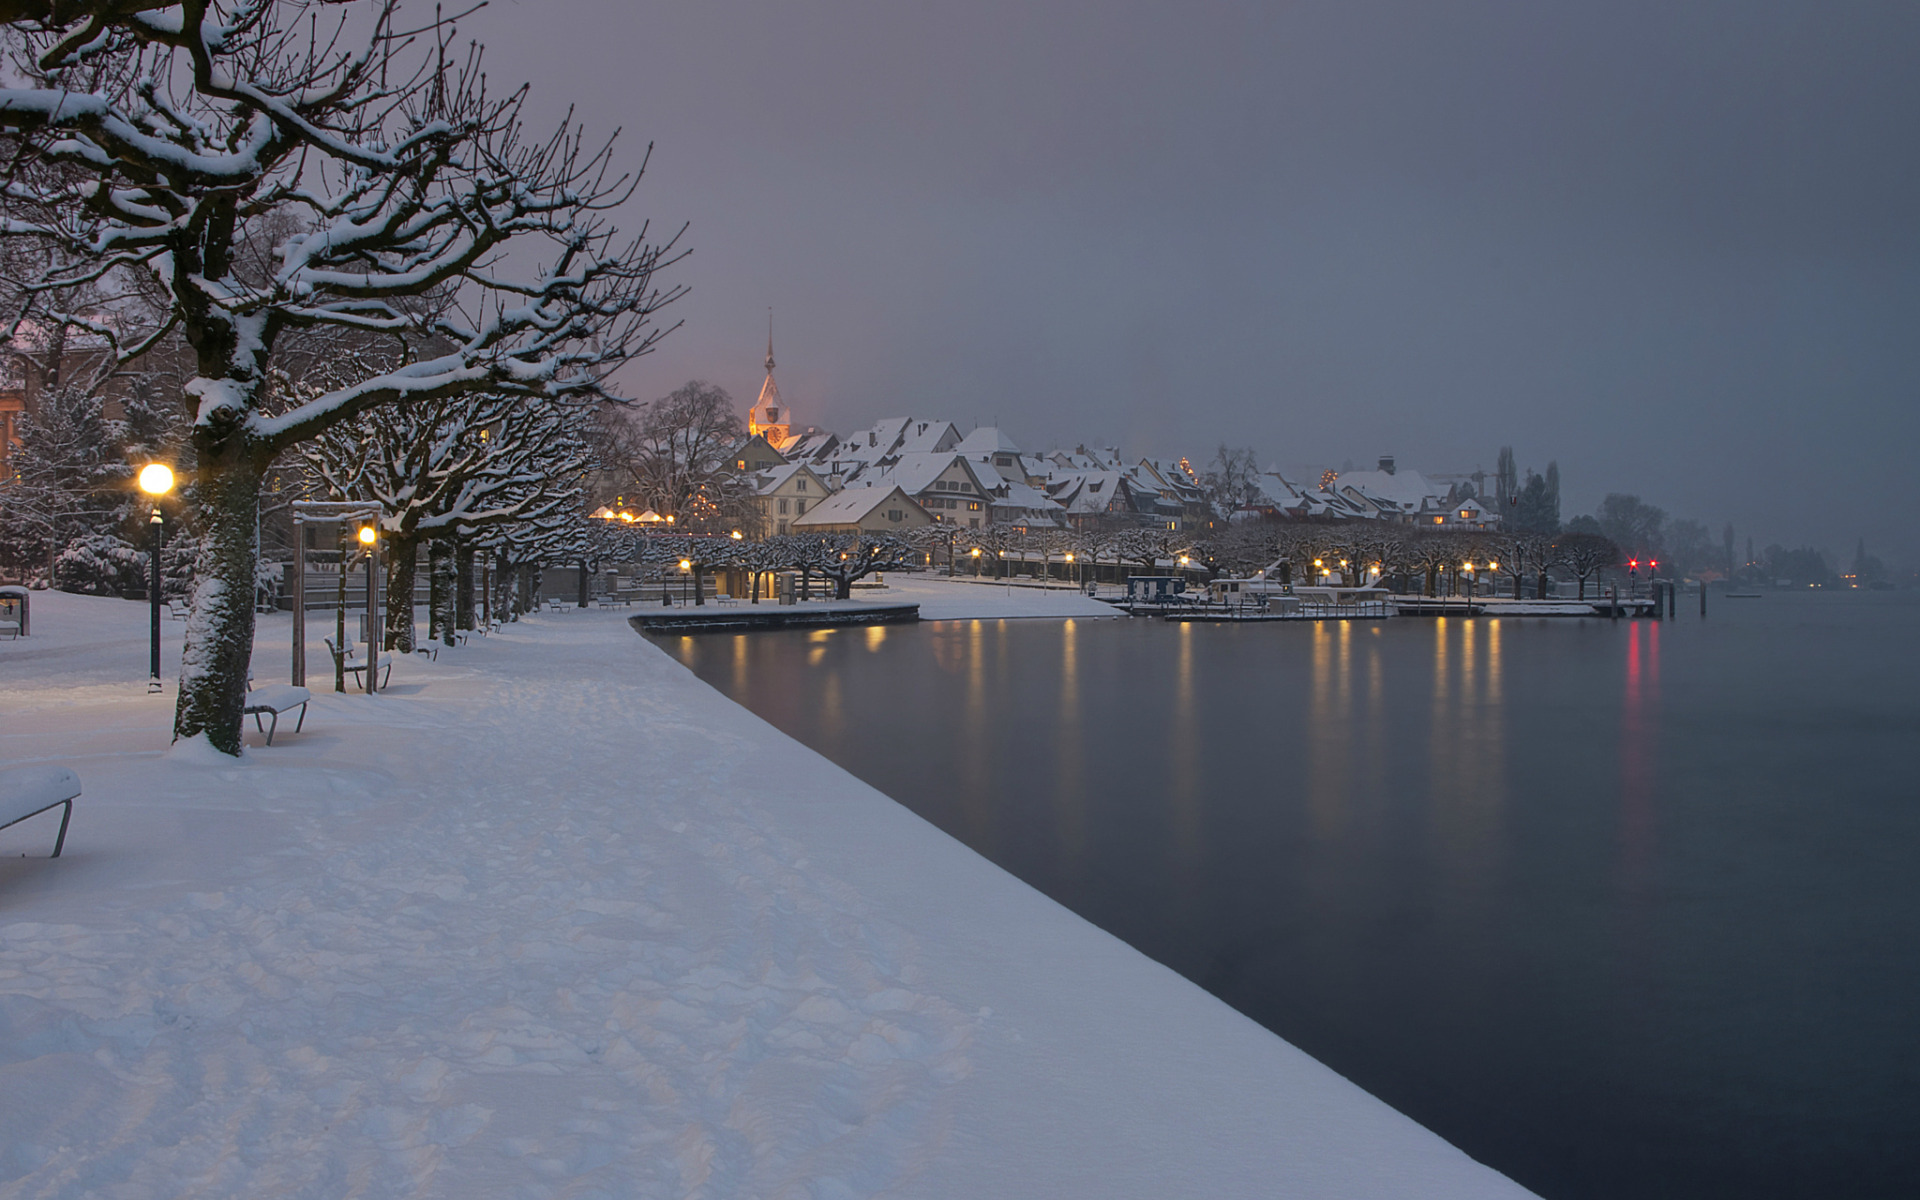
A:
[746,325,796,451]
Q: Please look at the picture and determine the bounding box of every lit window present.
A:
[968,502,980,511]
[737,460,746,470]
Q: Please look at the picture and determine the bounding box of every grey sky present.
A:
[475,0,1920,563]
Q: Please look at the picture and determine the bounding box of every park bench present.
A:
[0,618,18,640]
[0,764,79,857]
[244,683,311,745]
[323,636,391,689]
[164,600,190,621]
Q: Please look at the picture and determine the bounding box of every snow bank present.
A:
[859,572,1119,620]
[0,592,1534,1198]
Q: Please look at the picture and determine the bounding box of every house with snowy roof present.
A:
[729,433,788,476]
[854,452,996,530]
[752,463,833,536]
[790,485,933,535]
[954,426,1025,475]
[1046,470,1181,531]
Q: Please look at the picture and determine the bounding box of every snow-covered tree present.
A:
[0,384,134,577]
[596,381,759,534]
[0,2,683,752]
[301,388,595,651]
[790,533,917,600]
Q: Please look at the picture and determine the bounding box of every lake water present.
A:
[656,593,1920,1200]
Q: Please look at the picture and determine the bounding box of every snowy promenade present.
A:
[0,587,1535,1199]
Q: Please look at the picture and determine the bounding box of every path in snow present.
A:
[0,591,1534,1199]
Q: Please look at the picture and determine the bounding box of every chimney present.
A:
[1378,455,1396,475]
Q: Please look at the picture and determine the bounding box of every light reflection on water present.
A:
[662,595,1920,1200]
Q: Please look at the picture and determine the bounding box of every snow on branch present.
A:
[1,0,686,447]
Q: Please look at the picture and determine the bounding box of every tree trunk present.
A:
[456,541,475,631]
[429,538,456,646]
[693,564,706,606]
[834,575,852,600]
[384,534,420,654]
[171,446,262,755]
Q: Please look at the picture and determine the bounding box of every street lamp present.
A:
[356,524,380,692]
[137,464,176,692]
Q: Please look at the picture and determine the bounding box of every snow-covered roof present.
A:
[1330,468,1444,513]
[752,463,824,495]
[895,419,961,456]
[956,426,1022,456]
[791,485,924,527]
[992,479,1063,517]
[867,452,975,497]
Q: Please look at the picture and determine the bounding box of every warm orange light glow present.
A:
[678,559,691,571]
[357,525,377,546]
[137,463,175,496]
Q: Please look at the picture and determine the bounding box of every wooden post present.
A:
[1701,581,1707,617]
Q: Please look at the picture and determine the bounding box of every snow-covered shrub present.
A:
[54,534,149,597]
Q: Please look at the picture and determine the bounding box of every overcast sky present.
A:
[473,0,1920,564]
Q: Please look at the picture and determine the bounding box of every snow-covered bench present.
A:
[164,600,190,621]
[0,765,79,857]
[244,684,311,745]
[0,618,18,640]
[323,637,391,689]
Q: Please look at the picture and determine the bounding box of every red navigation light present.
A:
[1649,559,1658,569]
[1629,558,1638,569]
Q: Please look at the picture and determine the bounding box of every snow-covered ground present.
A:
[855,572,1118,620]
[1,590,1535,1199]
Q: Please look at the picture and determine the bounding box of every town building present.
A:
[790,485,932,535]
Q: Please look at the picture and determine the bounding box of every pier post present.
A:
[1609,585,1618,619]
[1701,582,1707,617]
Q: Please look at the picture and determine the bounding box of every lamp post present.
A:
[357,523,380,693]
[137,464,175,692]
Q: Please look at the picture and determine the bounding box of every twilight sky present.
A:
[473,0,1920,563]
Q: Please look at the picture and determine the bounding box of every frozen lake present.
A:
[659,592,1920,1200]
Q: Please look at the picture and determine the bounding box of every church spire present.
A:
[749,309,792,448]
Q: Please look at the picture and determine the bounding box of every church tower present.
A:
[747,314,793,449]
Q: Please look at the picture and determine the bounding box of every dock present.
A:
[630,601,919,634]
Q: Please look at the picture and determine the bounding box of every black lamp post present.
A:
[137,463,175,692]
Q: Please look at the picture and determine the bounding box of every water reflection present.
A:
[1055,620,1086,877]
[1619,620,1660,887]
[1170,619,1202,881]
[662,599,1920,1200]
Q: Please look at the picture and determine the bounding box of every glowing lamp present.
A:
[357,525,377,546]
[971,548,981,557]
[137,463,175,496]
[730,530,744,540]
[679,559,692,571]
